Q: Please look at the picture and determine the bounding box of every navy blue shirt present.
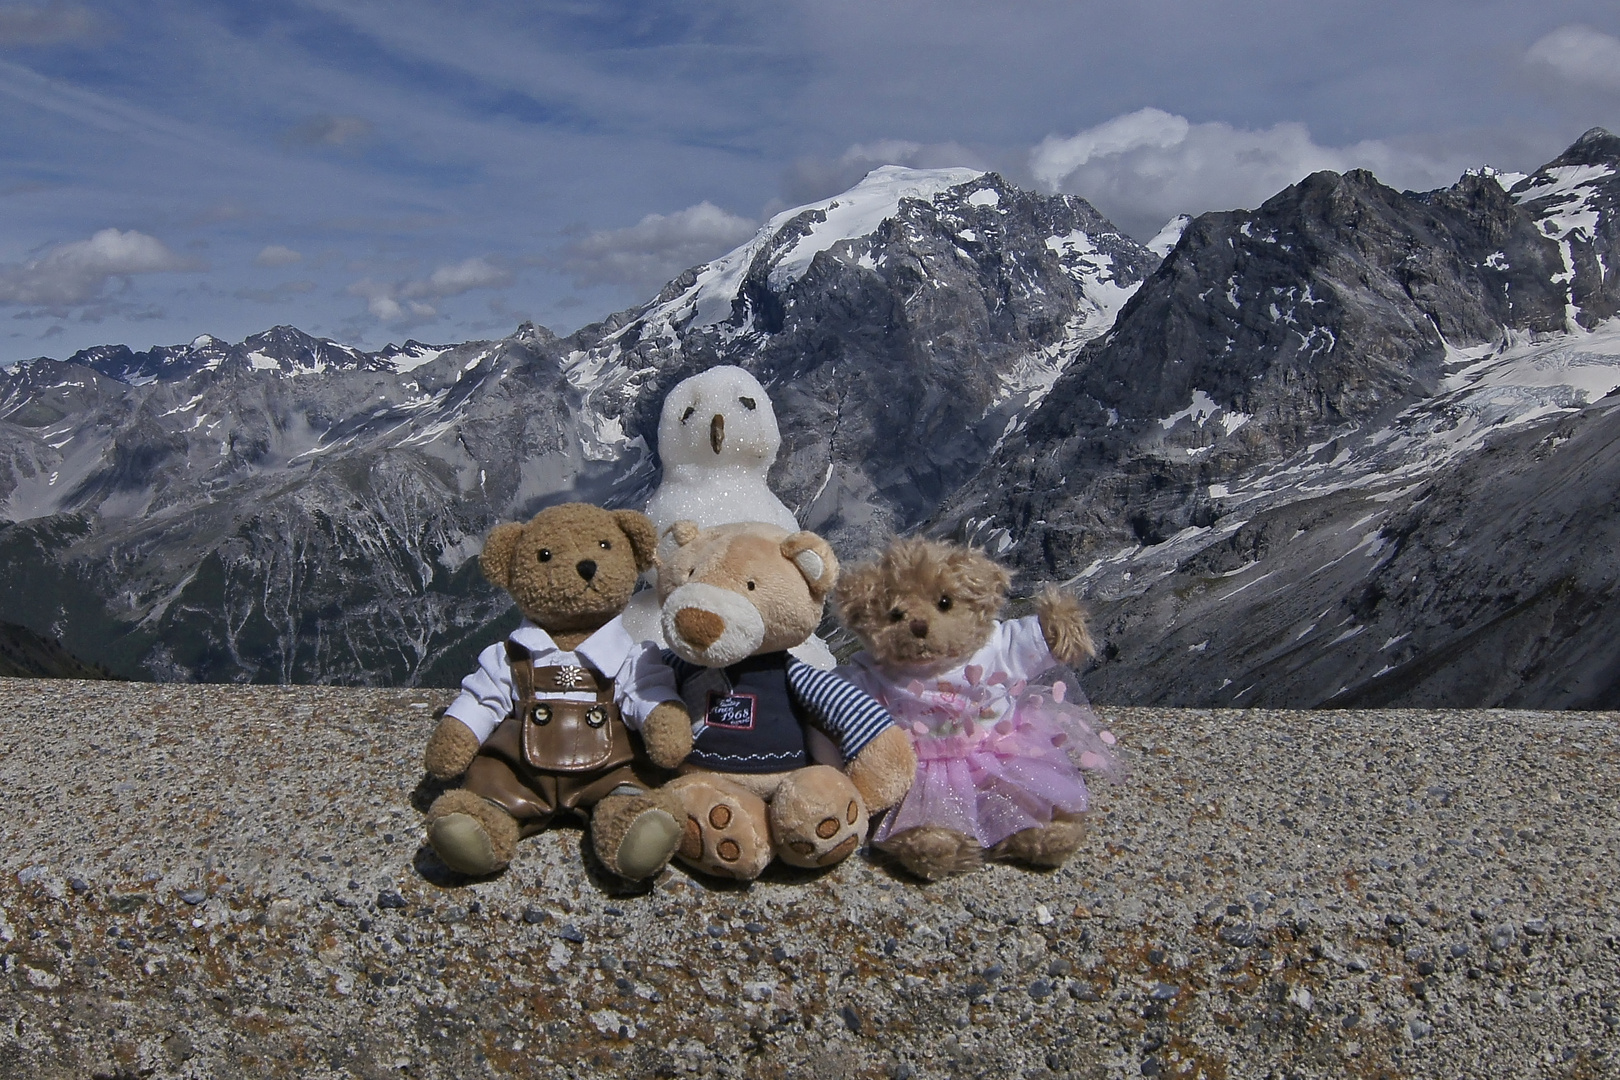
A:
[666,651,896,774]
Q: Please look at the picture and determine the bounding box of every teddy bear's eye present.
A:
[680,406,695,423]
[746,580,756,591]
[888,608,904,623]
[538,549,552,563]
[739,396,756,410]
[599,539,612,550]
[687,568,694,578]
[937,596,952,612]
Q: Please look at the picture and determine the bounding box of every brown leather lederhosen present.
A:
[463,641,657,836]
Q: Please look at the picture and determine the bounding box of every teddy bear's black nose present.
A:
[909,618,929,639]
[576,559,597,581]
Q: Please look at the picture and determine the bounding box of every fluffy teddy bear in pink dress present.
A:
[835,537,1121,880]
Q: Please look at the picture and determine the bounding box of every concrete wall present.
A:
[0,679,1615,1078]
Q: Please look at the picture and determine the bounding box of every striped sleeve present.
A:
[786,658,896,761]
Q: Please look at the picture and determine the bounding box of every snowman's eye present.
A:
[739,396,756,410]
[680,406,695,423]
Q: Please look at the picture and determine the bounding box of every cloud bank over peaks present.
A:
[1031,108,1466,240]
[779,139,987,208]
[0,228,193,313]
[347,256,513,325]
[1526,26,1620,94]
[563,201,756,292]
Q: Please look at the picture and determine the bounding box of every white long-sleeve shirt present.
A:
[444,616,682,744]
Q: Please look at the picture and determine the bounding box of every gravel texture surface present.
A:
[1,678,1616,1079]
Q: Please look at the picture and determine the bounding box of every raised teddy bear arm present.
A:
[423,716,482,780]
[640,701,694,770]
[1036,586,1096,667]
[845,726,917,812]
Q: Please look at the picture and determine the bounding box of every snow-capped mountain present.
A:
[0,170,1153,685]
[564,167,1158,555]
[3,132,1618,705]
[938,128,1620,707]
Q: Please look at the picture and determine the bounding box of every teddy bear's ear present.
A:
[668,520,701,547]
[612,510,658,572]
[950,546,1014,610]
[479,522,525,588]
[782,531,839,599]
[832,561,884,630]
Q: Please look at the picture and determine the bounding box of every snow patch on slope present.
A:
[648,166,984,333]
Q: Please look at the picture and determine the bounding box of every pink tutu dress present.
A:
[840,615,1123,849]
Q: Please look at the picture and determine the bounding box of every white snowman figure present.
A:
[622,364,841,687]
[644,365,799,544]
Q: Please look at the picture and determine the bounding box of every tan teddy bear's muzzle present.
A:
[661,581,765,667]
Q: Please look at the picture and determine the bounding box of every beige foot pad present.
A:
[771,765,868,869]
[614,807,682,880]
[666,775,771,880]
[425,788,520,875]
[428,812,498,876]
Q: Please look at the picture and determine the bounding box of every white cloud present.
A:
[1032,109,1192,189]
[403,256,510,299]
[780,140,986,207]
[0,228,192,310]
[1526,25,1620,93]
[563,201,756,290]
[1029,108,1463,239]
[254,244,303,267]
[348,256,512,324]
[347,278,435,323]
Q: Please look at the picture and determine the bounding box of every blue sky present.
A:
[1,0,1617,361]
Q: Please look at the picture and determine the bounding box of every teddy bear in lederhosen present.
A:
[421,503,693,881]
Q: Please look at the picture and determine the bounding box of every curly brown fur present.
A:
[987,811,1088,868]
[878,826,983,881]
[423,716,481,780]
[1034,586,1096,666]
[640,701,694,770]
[479,502,656,644]
[835,537,1010,669]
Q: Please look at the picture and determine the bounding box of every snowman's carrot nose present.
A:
[710,413,725,454]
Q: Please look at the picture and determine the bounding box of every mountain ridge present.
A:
[2,131,1618,708]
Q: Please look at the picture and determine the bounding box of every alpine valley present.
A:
[3,133,1618,707]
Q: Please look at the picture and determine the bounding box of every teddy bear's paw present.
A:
[987,811,1088,869]
[877,826,983,881]
[771,765,869,869]
[592,792,682,881]
[423,716,482,780]
[1036,586,1096,666]
[425,789,520,876]
[665,775,772,879]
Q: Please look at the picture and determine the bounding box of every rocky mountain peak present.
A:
[1559,126,1620,165]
